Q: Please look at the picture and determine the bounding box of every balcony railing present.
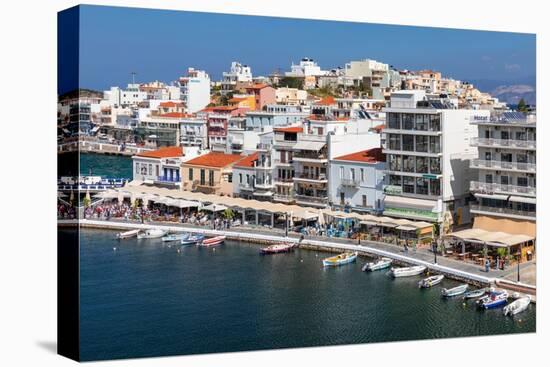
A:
[156,176,180,183]
[294,194,328,205]
[340,178,360,187]
[273,194,294,201]
[294,173,327,182]
[470,159,536,172]
[274,178,294,184]
[273,158,293,165]
[470,137,536,149]
[293,152,328,160]
[470,204,536,218]
[239,183,254,191]
[470,181,536,196]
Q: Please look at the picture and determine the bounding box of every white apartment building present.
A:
[245,104,309,131]
[178,68,211,113]
[222,62,252,94]
[469,111,536,235]
[329,148,386,213]
[285,57,327,77]
[275,87,308,105]
[106,84,148,107]
[382,90,488,227]
[180,117,208,149]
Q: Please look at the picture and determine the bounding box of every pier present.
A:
[62,218,536,298]
[58,139,154,156]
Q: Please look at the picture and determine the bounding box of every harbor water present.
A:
[79,152,133,179]
[76,229,535,361]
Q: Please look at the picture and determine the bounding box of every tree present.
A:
[223,208,235,220]
[517,98,527,112]
[277,77,303,89]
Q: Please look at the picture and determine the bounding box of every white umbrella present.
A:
[317,209,325,226]
[202,204,227,212]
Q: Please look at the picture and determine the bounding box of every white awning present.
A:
[293,140,326,151]
[396,225,418,231]
[384,196,437,210]
[474,193,510,201]
[508,196,536,204]
[202,204,227,212]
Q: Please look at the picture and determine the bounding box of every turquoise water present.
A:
[80,153,132,179]
[77,229,536,361]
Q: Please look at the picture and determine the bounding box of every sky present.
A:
[64,5,536,94]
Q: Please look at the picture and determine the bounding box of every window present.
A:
[416,177,429,195]
[415,135,428,152]
[209,170,214,186]
[189,168,193,181]
[339,166,344,179]
[350,168,355,180]
[517,177,528,187]
[501,153,512,162]
[389,155,402,171]
[415,114,429,131]
[402,114,414,130]
[388,113,400,129]
[340,192,345,205]
[360,168,364,182]
[485,174,493,184]
[429,157,441,174]
[148,164,152,176]
[403,155,415,172]
[389,175,402,186]
[515,131,527,141]
[239,173,243,184]
[429,114,441,131]
[501,131,510,140]
[416,156,429,173]
[135,163,139,174]
[430,179,441,196]
[200,169,205,185]
[227,173,232,183]
[389,134,401,150]
[501,176,510,185]
[402,135,414,151]
[362,195,367,207]
[155,165,159,177]
[403,176,415,193]
[516,154,528,164]
[485,152,492,161]
[429,136,441,153]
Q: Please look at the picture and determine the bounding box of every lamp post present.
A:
[285,212,288,238]
[432,240,438,264]
[517,244,522,283]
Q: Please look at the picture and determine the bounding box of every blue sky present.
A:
[73,5,535,93]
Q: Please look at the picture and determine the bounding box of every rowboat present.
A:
[198,235,226,247]
[418,274,444,288]
[441,284,469,297]
[463,288,487,299]
[390,265,426,278]
[322,252,358,267]
[137,228,167,239]
[260,243,295,254]
[180,234,204,246]
[362,257,392,272]
[503,296,531,316]
[477,290,509,309]
[161,233,188,242]
[116,229,140,239]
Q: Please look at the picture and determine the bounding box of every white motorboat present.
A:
[390,265,426,278]
[161,233,188,242]
[418,274,444,288]
[463,288,488,299]
[503,296,531,316]
[116,229,140,239]
[441,284,469,297]
[362,257,392,272]
[137,228,167,239]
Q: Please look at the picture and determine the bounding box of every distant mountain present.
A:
[468,75,536,105]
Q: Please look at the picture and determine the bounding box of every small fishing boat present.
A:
[477,290,509,309]
[463,288,488,299]
[441,284,469,297]
[418,274,444,288]
[161,233,188,242]
[137,228,167,239]
[116,229,140,239]
[180,233,205,246]
[503,296,531,316]
[198,235,226,247]
[362,257,392,272]
[260,243,295,254]
[322,252,358,267]
[390,265,426,278]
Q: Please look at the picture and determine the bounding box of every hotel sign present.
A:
[384,185,402,195]
[471,115,489,122]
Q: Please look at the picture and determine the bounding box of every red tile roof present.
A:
[371,124,385,132]
[315,96,336,106]
[246,83,270,90]
[159,101,183,108]
[159,112,191,118]
[333,147,385,164]
[184,152,245,168]
[136,146,184,159]
[233,152,259,168]
[274,126,303,133]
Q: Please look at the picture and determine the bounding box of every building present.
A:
[272,126,301,203]
[132,146,187,187]
[202,106,248,152]
[245,104,308,131]
[222,62,253,94]
[469,111,536,237]
[244,84,276,110]
[178,68,211,113]
[232,152,260,199]
[329,148,386,213]
[382,90,489,227]
[180,116,208,149]
[106,84,148,107]
[275,87,308,105]
[181,152,246,195]
[136,112,187,147]
[285,57,327,77]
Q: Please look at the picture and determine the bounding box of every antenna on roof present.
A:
[131,71,137,85]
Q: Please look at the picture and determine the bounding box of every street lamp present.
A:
[517,244,522,283]
[285,212,289,238]
[432,240,437,264]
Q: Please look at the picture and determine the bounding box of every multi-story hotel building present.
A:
[382,90,489,227]
[469,111,536,236]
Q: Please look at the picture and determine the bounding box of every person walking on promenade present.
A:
[485,258,490,272]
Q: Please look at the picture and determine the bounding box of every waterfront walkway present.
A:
[62,219,537,293]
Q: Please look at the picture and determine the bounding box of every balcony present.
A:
[239,183,254,191]
[294,172,328,184]
[340,178,360,187]
[293,151,328,163]
[253,161,272,170]
[470,181,536,196]
[255,181,274,189]
[470,159,536,173]
[470,204,536,220]
[470,137,536,150]
[273,194,294,202]
[193,180,220,189]
[155,175,180,183]
[256,143,272,151]
[273,158,293,166]
[274,177,294,185]
[294,194,328,206]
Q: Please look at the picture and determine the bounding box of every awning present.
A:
[396,225,418,231]
[474,193,510,201]
[293,140,326,151]
[446,228,534,247]
[508,196,536,204]
[202,204,227,212]
[384,195,437,210]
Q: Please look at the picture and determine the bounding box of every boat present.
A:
[441,284,469,297]
[322,252,358,267]
[503,296,531,316]
[116,229,140,239]
[260,243,295,254]
[180,234,205,246]
[463,288,488,299]
[362,257,392,272]
[418,274,444,288]
[390,265,426,278]
[161,233,188,242]
[137,228,167,239]
[477,290,509,309]
[198,235,226,247]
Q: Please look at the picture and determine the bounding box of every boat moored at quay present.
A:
[503,296,531,316]
[137,228,167,239]
[390,265,426,278]
[477,291,509,309]
[260,243,295,254]
[322,252,358,267]
[362,257,392,272]
[198,236,226,247]
[180,234,205,246]
[418,274,444,288]
[116,229,140,240]
[441,284,469,297]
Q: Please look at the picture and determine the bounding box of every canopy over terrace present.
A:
[446,228,534,248]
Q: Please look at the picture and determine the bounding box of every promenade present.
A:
[60,218,537,294]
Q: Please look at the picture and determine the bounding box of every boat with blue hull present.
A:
[477,291,509,309]
[180,234,205,246]
[162,233,188,242]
